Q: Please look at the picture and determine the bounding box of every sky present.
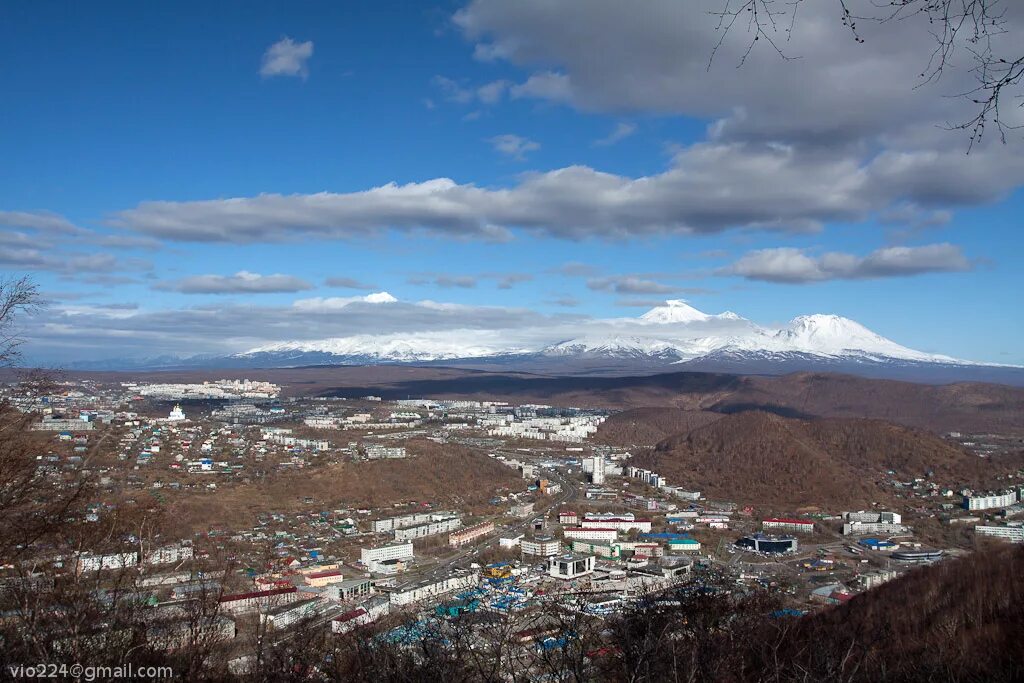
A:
[2,0,1022,365]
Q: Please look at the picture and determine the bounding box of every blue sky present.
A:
[2,0,1022,364]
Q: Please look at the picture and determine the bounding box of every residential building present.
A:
[219,586,299,615]
[324,578,373,602]
[563,527,617,543]
[449,521,495,547]
[360,542,414,565]
[762,518,815,534]
[975,524,1024,543]
[521,535,561,558]
[963,490,1020,511]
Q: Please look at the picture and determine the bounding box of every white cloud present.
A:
[593,122,636,146]
[111,140,1024,244]
[260,37,314,79]
[721,244,972,283]
[587,276,680,294]
[489,133,540,160]
[155,271,313,294]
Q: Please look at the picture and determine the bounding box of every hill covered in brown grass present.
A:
[631,411,1024,508]
[595,408,725,447]
[170,443,522,532]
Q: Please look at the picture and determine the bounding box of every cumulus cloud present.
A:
[154,271,314,294]
[721,244,972,283]
[593,122,636,147]
[453,0,1023,143]
[587,276,680,294]
[260,37,314,79]
[108,140,1024,245]
[489,133,540,160]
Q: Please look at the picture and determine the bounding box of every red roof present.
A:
[565,527,616,532]
[220,586,296,603]
[334,608,367,623]
[307,569,343,579]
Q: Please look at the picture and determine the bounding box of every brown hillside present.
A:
[595,408,724,447]
[631,412,1024,508]
[779,543,1024,681]
[169,443,521,533]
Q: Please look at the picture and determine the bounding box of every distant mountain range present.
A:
[65,300,1024,385]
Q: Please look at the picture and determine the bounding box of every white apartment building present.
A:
[762,518,815,534]
[842,511,906,536]
[371,512,434,533]
[580,517,652,533]
[521,536,561,557]
[394,515,463,541]
[963,490,1020,511]
[975,524,1024,543]
[361,542,414,565]
[563,527,618,542]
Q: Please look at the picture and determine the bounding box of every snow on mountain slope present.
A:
[773,314,959,362]
[244,331,532,362]
[237,300,978,367]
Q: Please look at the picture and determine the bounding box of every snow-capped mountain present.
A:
[233,300,974,368]
[75,298,1020,384]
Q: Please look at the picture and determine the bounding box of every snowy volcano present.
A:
[236,300,972,369]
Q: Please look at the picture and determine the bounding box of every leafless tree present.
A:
[712,0,1023,147]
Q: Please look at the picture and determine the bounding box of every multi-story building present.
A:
[360,542,414,565]
[580,516,652,533]
[449,521,495,547]
[261,597,331,630]
[521,535,561,557]
[219,586,299,615]
[570,539,620,559]
[324,578,373,602]
[563,527,618,542]
[548,554,596,580]
[963,490,1020,511]
[331,596,390,634]
[841,511,906,536]
[387,572,478,606]
[394,515,463,541]
[762,518,815,534]
[558,510,578,526]
[371,512,434,533]
[735,533,798,554]
[975,524,1024,543]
